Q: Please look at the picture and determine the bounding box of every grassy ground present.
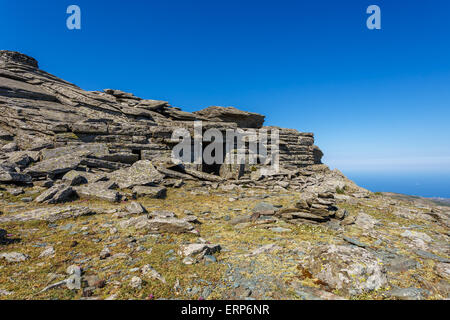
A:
[0,183,449,300]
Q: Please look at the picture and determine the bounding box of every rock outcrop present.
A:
[0,50,323,189]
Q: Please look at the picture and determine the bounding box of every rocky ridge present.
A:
[0,51,448,300]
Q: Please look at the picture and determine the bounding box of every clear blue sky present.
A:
[2,0,450,176]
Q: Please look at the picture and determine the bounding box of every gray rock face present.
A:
[0,50,323,190]
[304,244,388,295]
[194,106,265,129]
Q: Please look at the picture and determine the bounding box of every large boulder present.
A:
[109,160,164,189]
[303,244,388,296]
[193,106,265,128]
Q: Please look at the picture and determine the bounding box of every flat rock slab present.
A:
[0,206,95,223]
[24,155,81,177]
[0,252,29,262]
[119,216,195,234]
[132,185,167,199]
[74,184,120,203]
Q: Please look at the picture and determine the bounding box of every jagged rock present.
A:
[141,265,166,283]
[5,151,36,168]
[125,201,147,215]
[178,243,221,257]
[35,184,75,204]
[0,50,38,68]
[0,165,32,183]
[62,173,88,186]
[304,244,387,295]
[132,185,167,199]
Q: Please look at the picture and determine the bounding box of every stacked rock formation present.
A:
[276,192,348,224]
[0,50,329,200]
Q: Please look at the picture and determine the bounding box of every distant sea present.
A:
[343,171,450,199]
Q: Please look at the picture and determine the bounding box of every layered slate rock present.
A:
[193,106,265,129]
[0,50,323,183]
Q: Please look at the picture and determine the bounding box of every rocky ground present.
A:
[0,50,449,300]
[1,177,449,300]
